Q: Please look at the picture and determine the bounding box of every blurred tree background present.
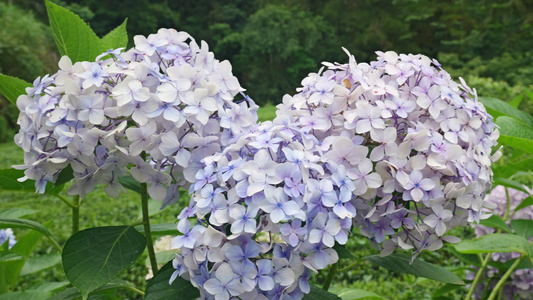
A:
[1,0,532,142]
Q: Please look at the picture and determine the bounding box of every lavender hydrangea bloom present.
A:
[276,49,500,256]
[14,29,258,205]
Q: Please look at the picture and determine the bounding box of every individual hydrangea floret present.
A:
[0,228,16,249]
[14,28,258,206]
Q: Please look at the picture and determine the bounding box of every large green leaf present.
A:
[0,74,31,106]
[479,97,533,128]
[302,285,341,300]
[363,254,464,285]
[45,0,101,63]
[62,226,146,299]
[495,116,533,154]
[479,214,512,233]
[100,19,128,53]
[144,260,200,300]
[511,219,533,240]
[336,289,385,300]
[20,253,61,276]
[454,233,533,258]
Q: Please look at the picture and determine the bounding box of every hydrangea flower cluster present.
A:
[275,50,501,255]
[169,50,500,299]
[170,122,356,299]
[470,185,533,299]
[14,28,257,205]
[0,228,16,249]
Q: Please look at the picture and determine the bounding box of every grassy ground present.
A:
[0,105,468,299]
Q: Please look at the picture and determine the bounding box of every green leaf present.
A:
[0,228,45,292]
[511,219,533,239]
[454,233,533,258]
[479,214,512,233]
[145,251,175,268]
[20,253,61,276]
[135,223,178,237]
[336,288,385,299]
[27,281,70,292]
[0,251,24,263]
[508,93,524,108]
[431,283,463,298]
[493,177,530,194]
[363,254,464,285]
[144,260,200,300]
[479,97,533,128]
[0,169,36,192]
[0,208,38,219]
[515,196,533,212]
[446,247,480,267]
[492,158,533,179]
[0,217,52,237]
[495,116,533,154]
[48,279,134,300]
[302,285,341,300]
[0,291,52,300]
[55,165,74,187]
[118,175,141,194]
[0,74,31,106]
[100,19,128,53]
[62,226,146,299]
[45,0,101,63]
[333,243,355,259]
[137,199,166,218]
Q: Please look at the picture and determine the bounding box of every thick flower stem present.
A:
[487,256,523,300]
[322,262,338,291]
[465,253,492,300]
[72,195,80,234]
[141,180,158,273]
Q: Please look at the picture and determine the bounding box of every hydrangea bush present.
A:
[167,50,502,299]
[1,2,532,299]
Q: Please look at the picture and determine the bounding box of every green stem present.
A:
[55,194,75,208]
[72,195,80,234]
[141,163,158,273]
[126,285,145,296]
[47,236,63,253]
[487,256,523,300]
[322,262,337,291]
[338,259,361,272]
[465,253,492,300]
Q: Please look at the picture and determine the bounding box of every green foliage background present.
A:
[1,0,532,142]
